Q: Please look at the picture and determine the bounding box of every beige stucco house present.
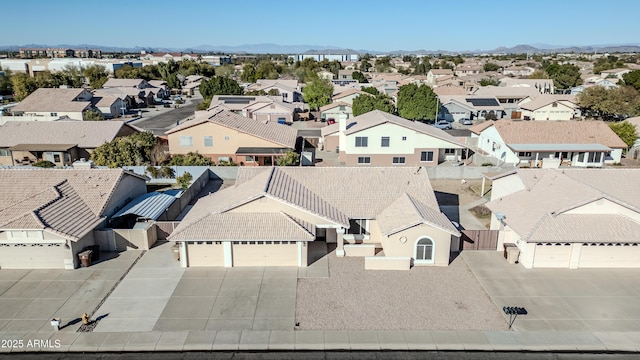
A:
[168,167,460,269]
[209,95,300,123]
[165,108,299,166]
[486,169,640,269]
[319,101,353,122]
[321,110,468,166]
[517,94,580,121]
[10,88,97,121]
[0,168,148,269]
[0,120,141,166]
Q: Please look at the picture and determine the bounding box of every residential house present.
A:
[321,110,468,166]
[10,88,99,121]
[599,68,631,80]
[455,64,483,76]
[165,108,300,166]
[168,166,459,269]
[499,77,554,94]
[626,117,640,159]
[331,89,373,106]
[316,70,335,80]
[101,78,167,103]
[427,69,454,85]
[90,94,127,118]
[486,168,640,268]
[182,75,208,96]
[0,168,147,269]
[469,119,626,167]
[94,87,152,108]
[517,94,580,121]
[0,120,141,166]
[502,66,535,77]
[319,102,353,122]
[570,78,619,95]
[208,95,300,123]
[245,79,302,103]
[472,86,540,119]
[439,95,506,122]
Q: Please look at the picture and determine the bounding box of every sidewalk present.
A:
[2,329,638,352]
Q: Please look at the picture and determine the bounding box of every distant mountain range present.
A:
[1,43,640,55]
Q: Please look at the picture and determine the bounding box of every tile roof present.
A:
[11,88,91,113]
[0,120,138,149]
[430,69,454,75]
[319,101,351,112]
[320,123,339,137]
[171,166,444,240]
[470,120,627,149]
[376,193,459,236]
[519,94,578,111]
[342,110,467,148]
[94,88,142,98]
[472,86,540,98]
[487,169,640,243]
[102,78,146,88]
[332,89,369,100]
[165,109,298,148]
[0,169,140,240]
[169,212,315,241]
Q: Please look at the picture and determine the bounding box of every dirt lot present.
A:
[430,179,488,206]
[296,252,508,331]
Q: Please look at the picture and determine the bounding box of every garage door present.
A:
[533,243,572,268]
[0,244,68,269]
[186,242,224,267]
[579,243,640,268]
[232,241,298,266]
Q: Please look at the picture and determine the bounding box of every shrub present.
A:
[470,205,491,219]
[481,162,493,166]
[32,160,56,168]
[148,104,156,108]
[163,103,170,108]
[176,172,193,189]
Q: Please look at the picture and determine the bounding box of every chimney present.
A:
[338,112,348,155]
[339,112,348,133]
[72,158,94,169]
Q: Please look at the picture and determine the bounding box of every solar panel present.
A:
[466,98,499,107]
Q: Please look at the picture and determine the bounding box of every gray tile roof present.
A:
[165,109,298,148]
[528,214,640,243]
[169,212,315,241]
[11,88,91,113]
[102,78,146,88]
[0,121,138,149]
[0,169,141,240]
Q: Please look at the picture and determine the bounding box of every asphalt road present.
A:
[134,98,202,135]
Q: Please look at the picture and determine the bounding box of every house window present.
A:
[392,157,406,164]
[555,152,569,159]
[0,149,10,156]
[224,136,230,141]
[245,156,256,162]
[415,237,434,263]
[402,136,407,141]
[339,106,346,111]
[218,156,230,163]
[381,137,390,147]
[420,151,434,162]
[444,148,455,154]
[179,136,193,146]
[578,152,585,162]
[587,152,602,163]
[204,136,213,147]
[518,152,532,157]
[357,157,371,164]
[53,154,61,163]
[50,112,57,117]
[355,136,368,147]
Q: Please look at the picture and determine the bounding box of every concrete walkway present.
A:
[2,329,638,352]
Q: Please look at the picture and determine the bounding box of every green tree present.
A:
[361,87,380,95]
[168,152,214,166]
[622,70,640,91]
[359,60,372,72]
[146,165,160,179]
[413,58,431,75]
[176,172,193,189]
[545,63,583,90]
[351,71,368,83]
[528,70,548,79]
[83,64,109,89]
[240,64,257,83]
[302,78,333,111]
[375,56,392,72]
[157,60,180,89]
[578,85,640,119]
[609,121,638,150]
[480,78,499,86]
[199,76,243,98]
[483,63,500,72]
[276,150,300,166]
[10,73,38,101]
[83,108,104,121]
[255,60,279,80]
[160,165,176,179]
[0,68,13,96]
[214,64,235,78]
[352,93,395,116]
[90,131,158,168]
[396,84,438,121]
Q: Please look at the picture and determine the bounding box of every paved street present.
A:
[133,97,203,136]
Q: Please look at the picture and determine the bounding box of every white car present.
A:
[459,118,472,125]
[433,120,452,130]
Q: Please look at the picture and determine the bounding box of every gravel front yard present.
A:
[295,251,508,331]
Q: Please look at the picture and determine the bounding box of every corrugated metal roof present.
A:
[113,191,179,220]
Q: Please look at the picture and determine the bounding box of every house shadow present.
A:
[434,191,460,206]
[307,242,334,266]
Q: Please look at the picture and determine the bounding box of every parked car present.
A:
[459,118,472,125]
[433,120,452,130]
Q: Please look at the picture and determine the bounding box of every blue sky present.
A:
[3,0,639,51]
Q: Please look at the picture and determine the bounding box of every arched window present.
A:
[415,238,434,263]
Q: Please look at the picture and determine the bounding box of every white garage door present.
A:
[186,242,224,267]
[232,241,298,267]
[533,243,572,268]
[579,243,640,268]
[0,244,68,269]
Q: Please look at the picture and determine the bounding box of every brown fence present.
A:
[156,221,179,240]
[461,230,499,250]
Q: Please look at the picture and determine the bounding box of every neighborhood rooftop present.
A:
[10,88,91,113]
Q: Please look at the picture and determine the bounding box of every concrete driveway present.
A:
[0,250,141,333]
[93,242,298,333]
[463,251,640,332]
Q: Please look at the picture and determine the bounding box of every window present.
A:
[179,136,193,146]
[357,156,371,164]
[402,136,407,141]
[50,112,57,117]
[245,155,255,162]
[53,154,61,163]
[0,149,10,156]
[224,136,230,141]
[204,136,213,147]
[444,148,455,154]
[381,137,390,147]
[355,136,368,147]
[339,106,346,111]
[218,156,230,163]
[415,238,434,263]
[392,157,406,164]
[587,152,602,163]
[420,151,434,162]
[578,152,585,162]
[518,152,532,157]
[554,152,569,159]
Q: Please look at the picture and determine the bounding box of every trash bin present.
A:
[87,245,100,261]
[507,246,520,264]
[503,243,517,259]
[171,244,180,261]
[78,250,93,267]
